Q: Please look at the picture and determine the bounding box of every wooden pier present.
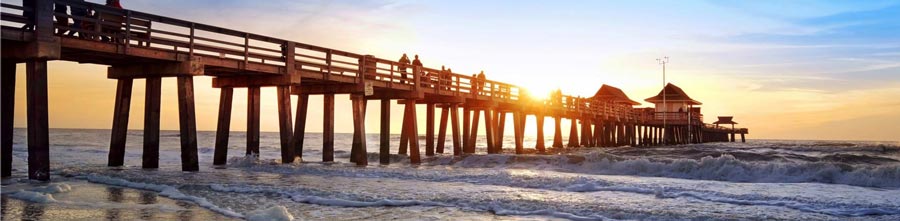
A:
[0,0,748,181]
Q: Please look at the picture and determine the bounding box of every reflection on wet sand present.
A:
[1,180,236,221]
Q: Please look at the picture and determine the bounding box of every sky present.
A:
[9,0,900,141]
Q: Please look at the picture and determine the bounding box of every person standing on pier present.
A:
[398,53,410,84]
[69,0,90,38]
[54,2,68,35]
[100,0,125,43]
[477,71,486,95]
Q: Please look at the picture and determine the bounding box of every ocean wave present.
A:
[438,153,900,188]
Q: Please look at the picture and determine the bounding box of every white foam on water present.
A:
[83,174,245,218]
[8,190,58,203]
[31,183,72,194]
[246,205,294,221]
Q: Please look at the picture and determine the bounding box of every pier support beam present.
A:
[379,99,390,164]
[462,107,470,153]
[552,116,563,148]
[426,103,435,156]
[437,106,449,154]
[450,105,461,155]
[399,104,409,155]
[323,94,335,162]
[496,111,506,152]
[108,78,133,168]
[468,109,480,154]
[277,86,294,164]
[484,109,495,154]
[403,100,421,164]
[350,94,367,165]
[246,87,261,156]
[1,61,15,178]
[176,76,199,171]
[142,77,162,169]
[350,98,367,163]
[23,60,52,180]
[535,114,546,153]
[513,112,524,154]
[293,94,309,160]
[213,87,233,165]
[567,118,579,148]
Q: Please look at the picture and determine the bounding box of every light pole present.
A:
[656,57,668,143]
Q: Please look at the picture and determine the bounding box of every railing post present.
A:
[413,66,421,92]
[325,50,332,80]
[243,33,249,68]
[124,10,131,47]
[189,23,195,57]
[283,41,295,75]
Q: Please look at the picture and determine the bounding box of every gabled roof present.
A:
[713,116,738,125]
[591,84,640,105]
[644,83,702,105]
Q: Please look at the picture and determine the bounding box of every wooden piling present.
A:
[484,109,495,153]
[176,76,199,172]
[246,87,261,155]
[426,103,435,156]
[552,116,563,148]
[213,87,233,165]
[27,60,51,180]
[399,105,409,155]
[568,118,579,148]
[323,94,335,162]
[143,77,162,168]
[513,112,524,154]
[404,100,421,164]
[350,94,367,165]
[468,109,480,153]
[450,105,462,155]
[380,99,391,164]
[1,60,14,177]
[437,106,449,154]
[462,107,471,153]
[277,86,295,163]
[293,94,309,159]
[496,111,506,152]
[535,114,546,153]
[108,78,133,167]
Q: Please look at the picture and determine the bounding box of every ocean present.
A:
[2,128,899,220]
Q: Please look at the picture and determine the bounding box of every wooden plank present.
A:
[246,86,261,156]
[176,76,199,171]
[1,60,15,177]
[436,106,449,154]
[292,94,309,159]
[142,77,162,169]
[425,103,435,156]
[404,100,421,164]
[350,94,368,166]
[213,87,233,165]
[277,86,295,163]
[108,78,133,167]
[323,94,335,162]
[379,99,390,164]
[450,105,461,156]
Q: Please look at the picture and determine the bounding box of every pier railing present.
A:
[5,0,527,103]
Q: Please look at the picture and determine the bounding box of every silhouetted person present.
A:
[477,71,486,95]
[398,53,410,84]
[440,66,451,90]
[471,74,478,95]
[101,0,124,43]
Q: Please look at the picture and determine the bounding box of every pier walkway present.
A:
[1,0,748,180]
